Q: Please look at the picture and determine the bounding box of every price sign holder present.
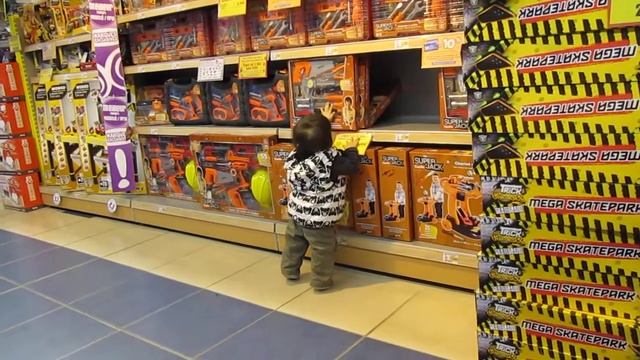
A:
[421,32,464,69]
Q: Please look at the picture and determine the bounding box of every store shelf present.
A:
[0,39,9,49]
[124,52,267,74]
[23,33,92,53]
[117,0,218,23]
[135,125,280,137]
[31,70,98,84]
[40,186,134,221]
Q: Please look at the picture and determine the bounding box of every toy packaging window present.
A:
[371,0,447,39]
[0,99,31,138]
[206,76,247,126]
[166,78,209,125]
[163,10,212,61]
[213,14,251,55]
[0,137,39,174]
[305,0,371,45]
[246,71,290,127]
[135,85,169,126]
[63,0,91,36]
[129,19,168,65]
[248,1,306,51]
[0,173,43,211]
[439,67,468,132]
[140,135,196,201]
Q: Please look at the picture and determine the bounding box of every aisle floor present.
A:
[0,207,477,360]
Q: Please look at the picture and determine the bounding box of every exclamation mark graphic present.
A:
[115,149,130,189]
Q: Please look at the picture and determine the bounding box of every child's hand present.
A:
[320,103,336,121]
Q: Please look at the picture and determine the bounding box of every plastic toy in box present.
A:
[69,79,100,190]
[248,1,306,51]
[163,10,212,61]
[129,20,168,64]
[478,332,566,360]
[135,86,169,126]
[246,71,290,127]
[34,84,58,185]
[191,134,278,219]
[371,0,447,38]
[439,67,467,131]
[269,142,294,221]
[166,78,208,125]
[141,135,195,200]
[0,62,25,98]
[352,147,382,237]
[0,137,38,174]
[63,0,90,36]
[0,98,31,138]
[0,173,43,211]
[213,15,251,55]
[306,0,371,45]
[206,76,246,126]
[22,5,51,45]
[447,0,462,31]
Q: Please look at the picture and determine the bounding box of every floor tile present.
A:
[106,232,211,271]
[209,256,311,309]
[0,277,15,293]
[0,237,55,266]
[1,209,86,236]
[127,291,270,357]
[33,217,124,246]
[200,312,359,360]
[153,242,269,288]
[71,272,198,327]
[342,338,440,360]
[65,225,166,257]
[0,230,34,246]
[0,307,112,360]
[62,332,181,360]
[28,259,145,303]
[0,288,60,332]
[279,268,423,334]
[0,247,94,284]
[368,287,477,360]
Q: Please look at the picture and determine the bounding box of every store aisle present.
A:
[0,207,477,360]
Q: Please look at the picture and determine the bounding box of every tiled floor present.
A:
[0,207,478,360]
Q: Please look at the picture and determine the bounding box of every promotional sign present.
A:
[89,0,136,191]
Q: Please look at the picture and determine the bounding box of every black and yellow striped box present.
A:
[477,293,640,359]
[463,28,640,89]
[479,256,640,322]
[478,332,570,360]
[473,132,640,185]
[468,83,640,134]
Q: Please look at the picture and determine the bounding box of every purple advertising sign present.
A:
[89,0,136,192]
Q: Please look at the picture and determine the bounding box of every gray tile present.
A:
[0,230,34,246]
[0,247,94,284]
[342,338,441,360]
[0,288,60,332]
[0,237,54,266]
[200,312,359,360]
[0,277,15,293]
[127,291,270,357]
[63,332,181,360]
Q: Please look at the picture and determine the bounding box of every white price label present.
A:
[197,58,225,82]
[106,199,118,214]
[395,133,410,142]
[325,46,338,56]
[52,192,62,206]
[394,39,409,50]
[42,44,56,61]
[442,252,459,265]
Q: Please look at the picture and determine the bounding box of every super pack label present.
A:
[463,28,640,89]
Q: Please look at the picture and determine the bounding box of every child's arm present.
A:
[331,148,360,181]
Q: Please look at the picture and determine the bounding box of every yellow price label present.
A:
[9,36,21,52]
[421,32,464,69]
[238,53,268,79]
[333,133,372,156]
[218,0,247,18]
[267,0,300,11]
[609,0,640,28]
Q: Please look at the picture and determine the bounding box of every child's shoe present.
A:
[311,278,333,291]
[282,271,300,281]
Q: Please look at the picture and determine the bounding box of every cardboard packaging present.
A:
[463,28,640,90]
[352,147,382,237]
[306,0,371,45]
[338,183,354,230]
[0,137,38,174]
[248,1,306,51]
[135,85,169,126]
[0,173,43,211]
[213,14,251,55]
[473,132,640,185]
[439,68,468,131]
[163,10,212,61]
[371,0,447,38]
[476,293,640,360]
[129,19,168,64]
[269,142,294,221]
[0,98,31,138]
[140,135,195,200]
[468,82,640,135]
[378,147,413,241]
[166,78,209,125]
[206,76,246,126]
[410,149,481,251]
[75,80,105,192]
[478,332,566,360]
[246,71,290,127]
[479,256,640,321]
[0,62,24,98]
[34,84,59,185]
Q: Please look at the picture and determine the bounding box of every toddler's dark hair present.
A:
[292,113,332,160]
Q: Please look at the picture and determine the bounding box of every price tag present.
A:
[39,68,54,84]
[395,133,410,142]
[325,46,338,56]
[268,0,301,11]
[421,32,464,69]
[442,252,459,265]
[106,198,118,214]
[42,43,57,61]
[333,133,372,155]
[52,192,62,206]
[238,53,268,79]
[257,152,271,167]
[609,0,640,27]
[9,36,21,52]
[394,39,409,50]
[197,58,225,82]
[218,0,247,18]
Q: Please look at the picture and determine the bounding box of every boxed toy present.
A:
[63,0,91,36]
[34,84,58,185]
[191,134,278,219]
[0,98,30,138]
[206,76,246,126]
[135,85,169,126]
[166,78,208,125]
[476,293,640,360]
[0,62,24,98]
[140,135,195,200]
[352,147,382,237]
[410,149,481,250]
[448,0,462,31]
[463,28,640,90]
[163,10,212,61]
[465,0,618,42]
[269,142,294,221]
[70,79,100,190]
[481,217,639,278]
[213,15,251,55]
[481,176,639,237]
[0,173,43,211]
[371,0,447,38]
[479,256,640,322]
[478,332,566,360]
[306,0,371,45]
[60,139,84,190]
[50,0,68,38]
[246,71,290,127]
[473,132,640,185]
[129,19,168,64]
[378,147,413,241]
[468,82,640,135]
[248,1,306,51]
[338,183,354,230]
[0,137,38,173]
[439,67,468,131]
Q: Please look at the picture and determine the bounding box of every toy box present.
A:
[163,10,212,61]
[378,147,413,241]
[34,84,58,185]
[439,67,468,131]
[206,76,246,126]
[352,147,382,237]
[0,62,24,98]
[478,332,567,360]
[191,134,278,219]
[371,0,447,38]
[63,0,91,36]
[481,217,639,278]
[0,99,30,138]
[465,0,618,42]
[70,79,100,191]
[306,0,371,45]
[135,85,169,126]
[481,176,639,237]
[479,256,640,322]
[463,28,640,90]
[476,293,640,360]
[0,137,38,173]
[338,183,354,230]
[0,173,43,211]
[289,56,368,130]
[448,0,462,31]
[50,0,68,38]
[410,149,481,251]
[140,135,195,200]
[269,142,294,221]
[246,71,290,127]
[213,15,251,55]
[473,132,640,185]
[248,1,306,51]
[129,19,168,64]
[87,137,147,195]
[166,78,208,125]
[468,82,640,135]
[48,81,80,188]
[60,139,84,190]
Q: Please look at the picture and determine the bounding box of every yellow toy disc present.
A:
[251,168,273,209]
[185,160,199,191]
